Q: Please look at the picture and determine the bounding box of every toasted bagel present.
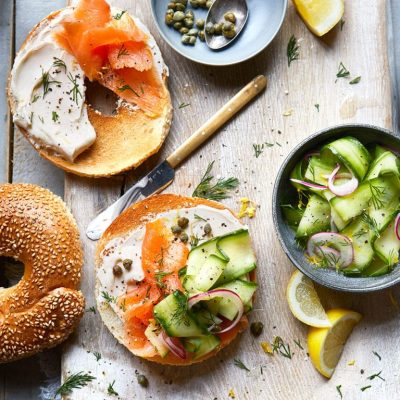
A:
[0,184,84,363]
[8,6,172,178]
[96,194,256,365]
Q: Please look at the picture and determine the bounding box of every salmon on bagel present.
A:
[8,0,172,177]
[96,194,258,365]
[0,184,84,363]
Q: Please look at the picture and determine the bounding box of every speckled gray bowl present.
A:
[273,124,400,292]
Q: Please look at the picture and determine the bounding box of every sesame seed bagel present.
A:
[96,194,255,365]
[0,184,85,363]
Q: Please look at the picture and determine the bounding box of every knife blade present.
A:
[86,161,175,240]
[86,75,267,240]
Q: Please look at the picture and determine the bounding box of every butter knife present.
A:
[86,75,267,240]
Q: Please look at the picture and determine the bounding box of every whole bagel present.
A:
[0,184,85,363]
[96,194,255,365]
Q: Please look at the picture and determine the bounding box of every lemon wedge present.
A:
[292,0,344,37]
[286,270,331,328]
[308,308,362,378]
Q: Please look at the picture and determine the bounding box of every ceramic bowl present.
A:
[150,0,287,66]
[273,124,400,292]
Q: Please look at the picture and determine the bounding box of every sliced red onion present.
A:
[307,232,353,269]
[160,332,187,359]
[395,213,400,241]
[328,164,358,196]
[322,172,352,180]
[290,179,327,191]
[188,289,244,334]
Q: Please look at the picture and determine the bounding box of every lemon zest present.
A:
[261,342,274,355]
[228,389,236,399]
[238,197,257,219]
[347,360,355,366]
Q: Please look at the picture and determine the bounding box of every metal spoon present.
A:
[205,0,249,50]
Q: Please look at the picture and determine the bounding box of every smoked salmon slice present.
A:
[54,0,165,116]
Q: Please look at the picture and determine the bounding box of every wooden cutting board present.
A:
[62,1,398,399]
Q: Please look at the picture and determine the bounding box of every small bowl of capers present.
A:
[150,0,287,66]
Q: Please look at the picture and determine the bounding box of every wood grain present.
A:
[56,0,399,399]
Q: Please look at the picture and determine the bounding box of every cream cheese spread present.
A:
[97,205,244,319]
[10,9,96,162]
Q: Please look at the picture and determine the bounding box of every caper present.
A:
[180,232,189,242]
[223,27,236,39]
[173,11,185,21]
[250,321,264,337]
[188,28,199,37]
[181,34,191,44]
[204,223,212,235]
[112,264,123,277]
[196,18,205,29]
[122,259,132,271]
[177,217,189,229]
[198,30,205,41]
[167,2,176,10]
[137,374,149,388]
[189,36,197,45]
[177,0,188,5]
[166,8,175,15]
[171,225,182,234]
[175,3,186,11]
[165,13,174,25]
[205,22,215,35]
[213,22,223,35]
[206,0,213,8]
[173,22,183,30]
[185,10,194,18]
[180,27,189,34]
[198,0,207,7]
[224,11,236,23]
[183,17,194,28]
[189,0,199,8]
[222,21,235,32]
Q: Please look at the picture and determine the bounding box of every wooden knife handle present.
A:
[166,75,267,168]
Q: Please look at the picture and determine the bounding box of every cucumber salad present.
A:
[282,136,400,277]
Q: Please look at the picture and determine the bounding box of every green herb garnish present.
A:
[314,104,320,112]
[53,57,67,72]
[350,76,361,85]
[190,234,200,247]
[179,102,191,109]
[368,182,386,209]
[118,84,140,97]
[101,291,117,304]
[54,372,95,397]
[38,115,44,124]
[272,336,292,359]
[367,371,385,381]
[86,306,96,314]
[336,385,343,399]
[31,94,40,103]
[67,73,83,105]
[170,292,190,326]
[293,338,304,350]
[107,380,119,396]
[253,142,274,158]
[117,44,129,58]
[41,70,61,98]
[361,385,371,392]
[234,358,250,371]
[337,62,350,79]
[372,351,381,361]
[52,111,59,122]
[113,10,126,20]
[192,161,239,201]
[361,212,380,238]
[29,112,34,124]
[93,352,101,361]
[194,214,207,222]
[287,35,300,67]
[155,271,173,289]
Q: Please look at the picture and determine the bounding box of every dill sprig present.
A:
[194,214,207,222]
[118,84,140,97]
[368,370,385,381]
[41,70,61,98]
[314,104,320,112]
[340,18,346,31]
[287,35,300,67]
[361,385,371,392]
[368,181,386,209]
[190,234,200,247]
[31,94,40,103]
[336,62,350,79]
[372,350,382,360]
[107,380,119,396]
[253,142,274,158]
[93,351,102,361]
[101,291,117,304]
[53,57,67,72]
[179,102,191,109]
[293,338,304,350]
[86,306,96,314]
[117,44,129,58]
[336,384,343,399]
[155,271,173,289]
[361,212,380,238]
[234,358,250,371]
[170,293,190,326]
[113,10,126,20]
[272,336,292,359]
[192,161,239,201]
[55,372,95,397]
[67,73,82,105]
[52,111,59,122]
[350,76,361,85]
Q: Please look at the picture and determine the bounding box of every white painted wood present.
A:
[62,1,399,399]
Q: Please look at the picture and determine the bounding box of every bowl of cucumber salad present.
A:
[273,124,400,292]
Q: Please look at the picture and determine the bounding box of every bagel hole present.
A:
[0,257,24,288]
[84,79,119,115]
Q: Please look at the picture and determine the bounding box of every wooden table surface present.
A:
[2,0,400,399]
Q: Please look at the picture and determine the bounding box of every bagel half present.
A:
[0,184,85,363]
[96,194,256,365]
[8,6,172,178]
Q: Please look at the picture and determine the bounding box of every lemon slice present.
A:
[286,270,331,328]
[292,0,344,37]
[308,309,362,378]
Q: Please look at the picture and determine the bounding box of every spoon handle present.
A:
[166,75,267,168]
